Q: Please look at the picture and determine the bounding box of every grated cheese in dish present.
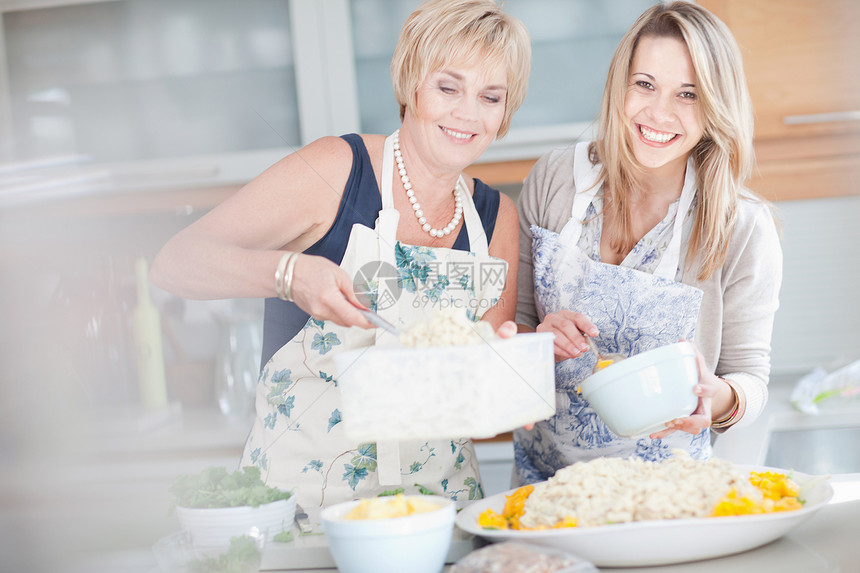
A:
[399,309,495,348]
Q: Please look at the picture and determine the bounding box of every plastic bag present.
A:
[790,358,860,415]
[450,541,597,573]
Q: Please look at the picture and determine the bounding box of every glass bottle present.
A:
[214,307,262,420]
[132,257,168,411]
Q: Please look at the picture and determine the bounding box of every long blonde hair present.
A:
[594,1,757,280]
[390,0,531,138]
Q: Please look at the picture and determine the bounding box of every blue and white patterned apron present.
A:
[513,142,709,486]
[240,133,506,521]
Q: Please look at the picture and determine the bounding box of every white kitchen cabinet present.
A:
[0,0,303,168]
[0,0,657,195]
[0,0,357,195]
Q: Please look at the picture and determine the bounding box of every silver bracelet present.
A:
[274,251,295,301]
[282,252,300,302]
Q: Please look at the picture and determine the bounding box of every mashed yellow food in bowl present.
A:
[344,493,442,520]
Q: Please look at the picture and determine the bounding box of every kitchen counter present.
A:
[70,474,857,573]
[249,476,859,572]
[254,475,859,572]
[32,373,859,573]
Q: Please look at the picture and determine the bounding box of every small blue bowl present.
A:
[579,341,699,437]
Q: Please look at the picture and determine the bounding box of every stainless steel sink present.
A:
[764,426,860,475]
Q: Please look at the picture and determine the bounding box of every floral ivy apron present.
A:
[513,142,710,486]
[240,133,506,520]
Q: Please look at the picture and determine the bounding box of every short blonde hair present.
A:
[594,1,758,280]
[391,0,531,138]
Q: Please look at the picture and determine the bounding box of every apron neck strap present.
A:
[377,133,401,249]
[560,142,602,244]
[458,175,488,254]
[380,132,398,211]
[653,158,696,280]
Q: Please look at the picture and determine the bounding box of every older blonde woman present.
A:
[152,0,530,512]
[514,1,781,484]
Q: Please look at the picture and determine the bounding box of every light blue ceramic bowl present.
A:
[321,495,455,573]
[579,341,699,438]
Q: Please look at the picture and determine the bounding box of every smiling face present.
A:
[624,35,704,178]
[401,61,507,173]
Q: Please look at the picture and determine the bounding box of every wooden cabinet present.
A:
[699,0,860,201]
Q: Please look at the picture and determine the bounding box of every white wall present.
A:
[770,195,860,376]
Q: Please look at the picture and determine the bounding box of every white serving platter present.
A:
[455,465,833,567]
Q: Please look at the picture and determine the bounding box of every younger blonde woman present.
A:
[514,1,781,484]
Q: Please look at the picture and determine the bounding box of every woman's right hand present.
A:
[289,254,374,329]
[536,310,599,362]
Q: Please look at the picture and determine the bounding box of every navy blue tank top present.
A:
[261,133,501,367]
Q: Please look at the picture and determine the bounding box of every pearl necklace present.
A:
[393,130,463,238]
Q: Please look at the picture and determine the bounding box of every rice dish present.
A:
[519,450,760,528]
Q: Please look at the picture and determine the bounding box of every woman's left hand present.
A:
[648,342,720,439]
